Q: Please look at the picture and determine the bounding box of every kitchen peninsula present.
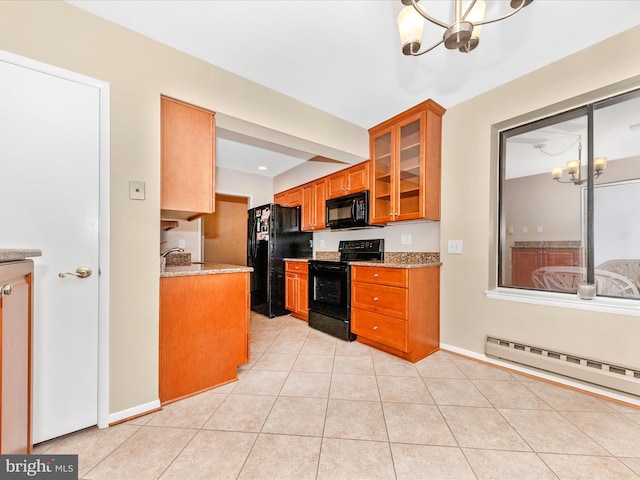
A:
[159,263,252,404]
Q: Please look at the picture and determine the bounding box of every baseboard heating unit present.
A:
[485,336,640,397]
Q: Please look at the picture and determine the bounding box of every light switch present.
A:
[401,234,412,245]
[521,226,528,234]
[129,180,145,200]
[448,240,463,255]
[537,225,543,233]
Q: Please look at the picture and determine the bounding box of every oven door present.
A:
[308,261,350,321]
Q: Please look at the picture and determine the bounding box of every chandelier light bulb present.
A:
[398,5,424,55]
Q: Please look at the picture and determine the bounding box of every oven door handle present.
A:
[351,200,357,222]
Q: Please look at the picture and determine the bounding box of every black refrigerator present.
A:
[247,204,313,317]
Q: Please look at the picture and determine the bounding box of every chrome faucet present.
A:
[161,247,184,257]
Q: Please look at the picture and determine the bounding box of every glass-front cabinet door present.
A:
[371,128,394,223]
[368,99,444,224]
[397,114,423,220]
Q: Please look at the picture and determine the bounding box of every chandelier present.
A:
[397,0,533,56]
[550,137,607,185]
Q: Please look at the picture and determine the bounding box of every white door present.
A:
[0,57,103,443]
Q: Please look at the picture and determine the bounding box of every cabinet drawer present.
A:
[352,266,407,287]
[352,282,407,319]
[352,308,408,352]
[286,261,308,274]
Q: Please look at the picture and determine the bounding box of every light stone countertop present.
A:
[285,251,441,268]
[0,248,42,263]
[350,261,441,268]
[161,263,253,278]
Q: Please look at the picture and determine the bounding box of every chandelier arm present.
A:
[410,0,449,29]
[459,0,477,22]
[408,38,446,56]
[473,0,526,27]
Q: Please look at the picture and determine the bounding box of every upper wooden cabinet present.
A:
[369,99,445,224]
[327,161,370,199]
[274,186,302,207]
[161,95,216,219]
[301,178,327,231]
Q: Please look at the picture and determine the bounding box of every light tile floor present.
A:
[35,312,640,479]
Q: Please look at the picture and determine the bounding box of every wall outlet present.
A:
[401,233,412,245]
[318,239,325,248]
[448,240,463,255]
[521,226,528,234]
[537,225,543,233]
[178,239,186,248]
[129,180,145,200]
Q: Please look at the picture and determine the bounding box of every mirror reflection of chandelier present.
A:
[549,136,607,185]
[397,0,533,56]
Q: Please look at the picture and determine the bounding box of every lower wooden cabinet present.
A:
[285,261,309,321]
[160,271,250,404]
[0,260,33,454]
[351,264,439,363]
[512,247,582,287]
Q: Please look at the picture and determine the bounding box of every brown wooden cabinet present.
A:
[301,179,327,231]
[274,186,302,207]
[327,161,370,199]
[160,271,249,404]
[351,264,439,363]
[161,95,216,219]
[285,261,309,321]
[369,99,445,224]
[0,260,33,454]
[512,247,582,287]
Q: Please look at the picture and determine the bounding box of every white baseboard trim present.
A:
[107,399,161,425]
[440,343,640,408]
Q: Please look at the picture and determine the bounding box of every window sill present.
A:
[485,287,640,316]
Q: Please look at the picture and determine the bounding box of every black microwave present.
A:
[326,190,379,230]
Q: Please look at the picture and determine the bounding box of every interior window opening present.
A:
[498,89,640,300]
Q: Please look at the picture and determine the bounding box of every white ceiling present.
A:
[67,0,640,177]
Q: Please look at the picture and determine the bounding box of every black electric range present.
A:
[308,239,384,341]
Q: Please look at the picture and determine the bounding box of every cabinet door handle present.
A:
[373,273,379,278]
[0,284,12,297]
[373,325,378,330]
[373,297,379,302]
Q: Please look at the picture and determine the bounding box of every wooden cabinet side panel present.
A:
[160,272,248,404]
[407,267,440,360]
[423,109,442,220]
[0,260,33,454]
[161,96,215,213]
